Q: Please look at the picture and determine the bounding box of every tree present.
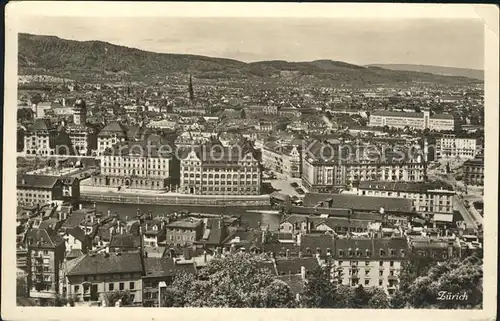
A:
[300,265,336,308]
[105,290,133,306]
[164,253,295,308]
[366,287,390,309]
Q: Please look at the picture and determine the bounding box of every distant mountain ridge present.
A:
[18,33,482,85]
[367,64,483,81]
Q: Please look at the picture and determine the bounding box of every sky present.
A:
[17,16,485,70]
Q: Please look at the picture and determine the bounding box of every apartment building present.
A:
[436,135,477,160]
[65,252,143,305]
[301,140,425,193]
[463,158,484,186]
[165,218,204,247]
[94,141,179,190]
[369,110,455,131]
[179,141,262,195]
[26,229,66,300]
[261,141,301,178]
[23,119,57,156]
[96,121,128,156]
[17,175,80,206]
[332,237,407,295]
[355,181,455,223]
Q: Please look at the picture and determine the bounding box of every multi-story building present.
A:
[165,218,204,247]
[17,175,80,206]
[179,141,262,195]
[369,110,455,131]
[97,121,128,156]
[26,229,66,300]
[263,105,279,115]
[93,141,179,190]
[62,99,98,156]
[463,158,484,186]
[261,142,301,178]
[23,119,57,156]
[65,252,143,305]
[436,135,478,160]
[331,237,407,295]
[355,181,455,223]
[142,258,196,307]
[301,140,425,192]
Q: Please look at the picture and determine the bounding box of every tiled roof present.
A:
[372,111,424,118]
[299,234,335,254]
[26,228,65,249]
[333,237,407,260]
[17,175,59,189]
[98,121,127,137]
[143,257,196,278]
[109,234,141,249]
[303,193,413,213]
[67,252,143,276]
[67,227,87,243]
[167,218,203,229]
[358,181,454,193]
[274,257,319,275]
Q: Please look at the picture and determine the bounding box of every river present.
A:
[83,202,281,231]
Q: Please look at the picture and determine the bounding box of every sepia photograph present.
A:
[2,2,498,321]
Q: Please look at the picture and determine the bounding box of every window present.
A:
[119,282,124,291]
[390,261,394,267]
[379,271,383,277]
[365,261,370,266]
[109,283,114,291]
[379,261,383,267]
[74,285,80,293]
[365,279,370,286]
[379,280,383,286]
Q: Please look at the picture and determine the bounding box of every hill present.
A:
[367,64,483,81]
[18,33,482,85]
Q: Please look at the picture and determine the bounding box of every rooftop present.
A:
[67,252,143,276]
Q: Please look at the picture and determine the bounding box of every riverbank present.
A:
[80,185,271,207]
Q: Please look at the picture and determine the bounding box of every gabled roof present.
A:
[30,119,55,131]
[109,234,141,249]
[67,227,87,243]
[26,228,65,249]
[17,175,59,189]
[67,252,143,276]
[98,121,127,137]
[143,257,196,278]
[274,257,319,275]
[303,193,413,213]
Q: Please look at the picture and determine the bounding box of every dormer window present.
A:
[316,247,321,254]
[356,248,361,257]
[389,248,395,256]
[326,248,332,256]
[338,249,344,257]
[400,249,405,257]
[380,249,385,256]
[348,248,353,256]
[366,249,372,257]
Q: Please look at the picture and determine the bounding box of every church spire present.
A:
[188,74,194,101]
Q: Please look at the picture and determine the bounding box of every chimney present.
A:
[300,266,306,281]
[261,230,266,244]
[203,250,207,263]
[79,204,83,210]
[120,226,124,235]
[108,209,111,216]
[286,249,290,259]
[297,233,302,246]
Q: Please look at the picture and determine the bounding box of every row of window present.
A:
[338,249,403,257]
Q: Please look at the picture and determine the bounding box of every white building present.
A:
[436,135,477,160]
[369,110,455,131]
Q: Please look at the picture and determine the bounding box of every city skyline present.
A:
[18,17,484,70]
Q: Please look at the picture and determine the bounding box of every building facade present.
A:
[23,119,57,156]
[65,252,143,305]
[463,158,484,186]
[355,181,455,222]
[166,218,204,246]
[17,175,80,206]
[97,121,128,156]
[26,229,66,300]
[332,237,407,295]
[93,142,178,190]
[179,142,262,195]
[436,135,477,160]
[369,110,455,131]
[261,143,301,178]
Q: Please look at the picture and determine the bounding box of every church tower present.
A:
[188,74,194,101]
[73,99,87,126]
